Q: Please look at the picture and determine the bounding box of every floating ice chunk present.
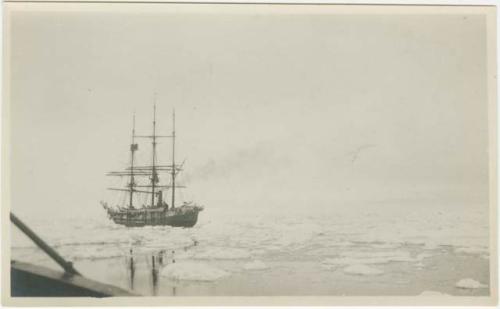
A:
[455,278,487,289]
[322,250,419,266]
[161,262,229,281]
[243,260,268,270]
[194,247,251,260]
[174,250,196,260]
[419,290,451,296]
[370,243,400,249]
[423,242,439,250]
[343,264,383,276]
[321,264,337,271]
[332,241,355,247]
[58,245,123,261]
[321,259,341,271]
[416,252,433,261]
[454,246,489,255]
[322,257,385,265]
[389,255,418,262]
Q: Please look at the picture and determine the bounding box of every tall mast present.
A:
[171,109,176,209]
[128,113,137,209]
[150,104,157,207]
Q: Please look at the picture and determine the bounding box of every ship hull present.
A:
[105,205,202,228]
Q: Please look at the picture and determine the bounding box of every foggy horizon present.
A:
[8,5,489,219]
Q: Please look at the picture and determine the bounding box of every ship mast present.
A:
[171,110,176,209]
[128,113,137,209]
[150,104,157,208]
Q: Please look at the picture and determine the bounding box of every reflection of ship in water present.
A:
[126,249,136,291]
[125,246,193,296]
[102,106,203,227]
[150,255,159,295]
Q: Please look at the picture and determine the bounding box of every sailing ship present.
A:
[101,106,203,227]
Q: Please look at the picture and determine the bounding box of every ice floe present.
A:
[243,260,268,270]
[322,250,427,266]
[369,242,400,249]
[455,278,488,289]
[454,246,489,255]
[343,264,383,276]
[415,252,433,260]
[194,247,251,260]
[418,290,451,296]
[321,264,337,271]
[161,262,229,281]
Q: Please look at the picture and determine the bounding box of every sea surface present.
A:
[10,202,491,296]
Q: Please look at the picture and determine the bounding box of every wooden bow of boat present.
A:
[10,213,137,297]
[11,260,136,297]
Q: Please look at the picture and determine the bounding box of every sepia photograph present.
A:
[2,2,497,306]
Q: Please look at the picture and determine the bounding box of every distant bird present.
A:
[348,144,376,163]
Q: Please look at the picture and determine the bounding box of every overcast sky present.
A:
[7,4,490,218]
